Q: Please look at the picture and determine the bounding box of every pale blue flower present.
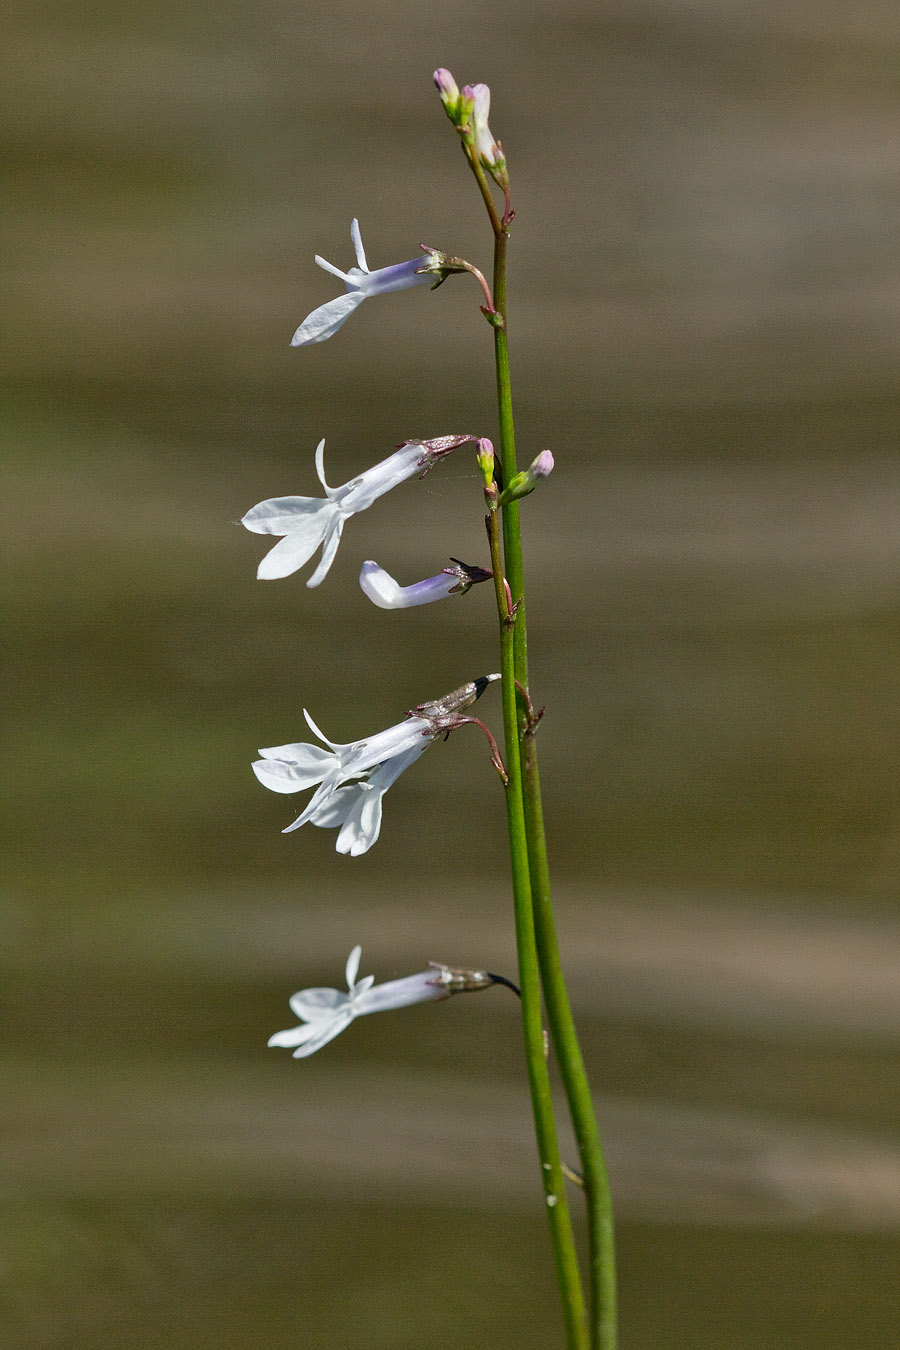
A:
[291,219,438,346]
[242,436,473,587]
[268,946,451,1057]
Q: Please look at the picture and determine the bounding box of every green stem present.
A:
[485,507,588,1350]
[521,736,618,1349]
[484,172,618,1350]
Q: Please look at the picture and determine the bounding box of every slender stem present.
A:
[460,138,503,236]
[521,736,618,1348]
[485,507,588,1350]
[484,176,619,1349]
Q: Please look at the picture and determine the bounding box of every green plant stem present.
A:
[485,507,588,1350]
[520,735,618,1349]
[482,165,619,1350]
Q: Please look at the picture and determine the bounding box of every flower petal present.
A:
[305,512,345,588]
[252,746,335,793]
[302,708,352,753]
[289,986,349,1020]
[268,1020,333,1049]
[350,218,369,273]
[344,944,362,989]
[314,438,338,497]
[254,509,338,581]
[241,495,325,536]
[335,785,384,856]
[257,742,335,769]
[303,784,357,827]
[281,780,339,832]
[314,254,352,283]
[290,1008,357,1057]
[290,290,366,346]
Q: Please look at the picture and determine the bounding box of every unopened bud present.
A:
[433,69,474,127]
[475,437,495,487]
[497,450,554,505]
[433,67,459,105]
[465,82,508,189]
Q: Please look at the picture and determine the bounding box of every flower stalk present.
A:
[460,76,618,1350]
[484,496,588,1349]
[250,68,617,1350]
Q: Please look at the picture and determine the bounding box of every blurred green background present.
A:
[4,0,900,1345]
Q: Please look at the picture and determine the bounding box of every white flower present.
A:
[242,435,473,587]
[291,219,438,346]
[359,558,491,610]
[253,675,500,853]
[252,708,434,852]
[268,945,451,1058]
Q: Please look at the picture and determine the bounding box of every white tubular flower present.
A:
[241,435,474,587]
[253,675,500,853]
[268,945,451,1058]
[253,708,434,849]
[291,219,441,346]
[359,558,491,610]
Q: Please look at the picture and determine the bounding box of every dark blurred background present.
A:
[4,0,900,1345]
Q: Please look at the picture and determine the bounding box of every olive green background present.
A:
[4,0,900,1344]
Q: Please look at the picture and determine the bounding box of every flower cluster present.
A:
[434,69,508,192]
[244,76,520,1057]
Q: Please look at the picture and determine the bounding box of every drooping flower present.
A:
[290,219,448,346]
[267,945,452,1057]
[252,676,500,853]
[268,946,500,1057]
[241,434,475,586]
[359,558,491,610]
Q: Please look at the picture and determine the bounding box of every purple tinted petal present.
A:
[355,971,447,1015]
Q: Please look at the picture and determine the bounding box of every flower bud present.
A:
[433,67,460,109]
[433,68,473,127]
[475,437,495,488]
[465,82,508,188]
[497,450,554,505]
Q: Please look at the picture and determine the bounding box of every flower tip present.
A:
[433,68,458,99]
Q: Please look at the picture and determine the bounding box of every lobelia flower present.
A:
[242,434,475,586]
[290,218,449,346]
[359,558,492,610]
[253,676,500,854]
[268,945,497,1058]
